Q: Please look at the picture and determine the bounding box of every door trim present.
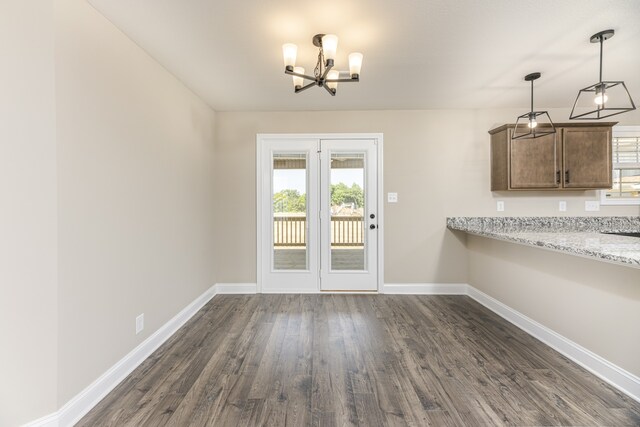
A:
[256,133,384,294]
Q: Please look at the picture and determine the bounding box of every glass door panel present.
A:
[330,153,366,271]
[273,153,308,270]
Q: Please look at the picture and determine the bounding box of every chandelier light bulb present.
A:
[322,34,338,62]
[348,52,363,77]
[528,118,538,129]
[327,70,339,90]
[282,43,297,68]
[594,91,608,105]
[292,67,305,88]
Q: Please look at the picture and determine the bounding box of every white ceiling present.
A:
[87,0,640,112]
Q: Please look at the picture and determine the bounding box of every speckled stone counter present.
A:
[447,217,640,269]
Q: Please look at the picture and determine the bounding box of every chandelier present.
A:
[282,34,363,96]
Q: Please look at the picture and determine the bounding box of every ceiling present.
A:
[87,0,640,112]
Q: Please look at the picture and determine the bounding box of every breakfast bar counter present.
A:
[447,216,640,269]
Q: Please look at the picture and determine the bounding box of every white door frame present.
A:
[256,133,384,293]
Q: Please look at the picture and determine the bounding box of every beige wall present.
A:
[5,1,640,422]
[54,0,217,406]
[214,109,640,284]
[0,1,59,425]
[467,235,640,377]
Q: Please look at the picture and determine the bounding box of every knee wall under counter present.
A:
[467,234,640,378]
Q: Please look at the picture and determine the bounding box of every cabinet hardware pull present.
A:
[565,170,570,184]
[556,170,561,184]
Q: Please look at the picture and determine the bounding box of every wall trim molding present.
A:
[382,283,468,295]
[466,285,640,404]
[214,283,257,294]
[25,284,219,427]
[24,282,639,426]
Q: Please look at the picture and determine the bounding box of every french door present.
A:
[258,135,381,293]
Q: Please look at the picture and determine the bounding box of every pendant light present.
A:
[512,72,556,140]
[570,29,636,120]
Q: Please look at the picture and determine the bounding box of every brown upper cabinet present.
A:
[489,122,615,191]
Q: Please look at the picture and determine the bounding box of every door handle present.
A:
[369,224,376,229]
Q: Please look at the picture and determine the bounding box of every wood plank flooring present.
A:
[78,295,640,426]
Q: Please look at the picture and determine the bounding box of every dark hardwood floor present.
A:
[78,295,640,426]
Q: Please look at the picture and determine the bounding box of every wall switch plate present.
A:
[496,201,505,212]
[585,201,600,212]
[136,314,144,335]
[559,201,567,212]
[387,192,398,203]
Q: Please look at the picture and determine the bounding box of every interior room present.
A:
[2,0,639,426]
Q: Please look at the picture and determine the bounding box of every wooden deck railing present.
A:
[331,216,364,247]
[274,216,306,247]
[274,215,364,247]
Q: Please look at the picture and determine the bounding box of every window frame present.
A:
[600,125,640,206]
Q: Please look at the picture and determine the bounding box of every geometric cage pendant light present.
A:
[282,34,362,96]
[512,72,556,140]
[569,29,636,120]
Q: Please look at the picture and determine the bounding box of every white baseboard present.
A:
[23,412,58,427]
[25,285,218,427]
[214,283,257,294]
[382,283,468,295]
[466,285,640,403]
[25,282,640,426]
[244,283,468,295]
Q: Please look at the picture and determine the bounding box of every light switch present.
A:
[387,192,398,203]
[496,201,505,212]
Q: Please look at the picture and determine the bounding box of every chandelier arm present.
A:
[295,81,317,93]
[321,83,336,96]
[284,69,317,81]
[320,60,333,81]
[327,76,359,83]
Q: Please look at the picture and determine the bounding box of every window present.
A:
[601,126,640,205]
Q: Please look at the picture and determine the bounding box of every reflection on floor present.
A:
[274,248,365,270]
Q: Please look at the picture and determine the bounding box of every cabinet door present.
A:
[562,127,612,189]
[509,132,559,189]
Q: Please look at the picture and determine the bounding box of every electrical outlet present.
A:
[387,192,398,203]
[585,201,600,212]
[559,201,567,212]
[496,201,505,212]
[136,314,144,335]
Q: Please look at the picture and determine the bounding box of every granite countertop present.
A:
[447,217,640,269]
